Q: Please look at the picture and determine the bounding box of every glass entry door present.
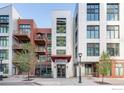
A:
[57,64,66,78]
[85,64,92,75]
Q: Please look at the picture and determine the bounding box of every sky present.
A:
[0,3,76,28]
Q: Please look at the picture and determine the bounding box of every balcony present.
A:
[34,34,46,45]
[12,44,23,51]
[13,31,30,41]
[35,47,46,55]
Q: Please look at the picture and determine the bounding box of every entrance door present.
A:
[57,64,66,78]
[85,64,92,75]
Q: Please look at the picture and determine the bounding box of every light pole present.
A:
[0,57,3,81]
[78,53,82,83]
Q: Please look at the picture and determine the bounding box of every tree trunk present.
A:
[102,75,104,83]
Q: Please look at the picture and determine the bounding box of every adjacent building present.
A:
[73,3,124,78]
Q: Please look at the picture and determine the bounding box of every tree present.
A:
[97,51,112,83]
[14,43,36,80]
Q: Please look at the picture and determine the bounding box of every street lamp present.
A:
[0,57,3,81]
[78,53,82,83]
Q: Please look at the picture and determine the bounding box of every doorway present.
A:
[57,64,66,78]
[85,64,92,75]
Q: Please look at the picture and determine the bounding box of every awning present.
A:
[51,55,71,62]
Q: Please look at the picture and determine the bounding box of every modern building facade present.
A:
[0,5,20,76]
[51,10,73,78]
[0,3,124,78]
[0,5,52,77]
[73,3,124,78]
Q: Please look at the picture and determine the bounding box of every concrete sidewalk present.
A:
[0,75,98,86]
[93,77,124,85]
[1,75,124,85]
[32,77,98,85]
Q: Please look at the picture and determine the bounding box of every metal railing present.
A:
[13,30,30,37]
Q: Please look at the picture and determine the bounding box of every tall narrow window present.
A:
[47,33,51,40]
[107,3,119,21]
[87,3,100,21]
[56,18,66,33]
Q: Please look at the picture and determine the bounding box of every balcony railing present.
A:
[13,30,30,37]
[35,35,46,40]
[35,47,46,53]
[12,44,23,50]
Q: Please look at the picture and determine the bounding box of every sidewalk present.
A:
[32,77,98,85]
[1,75,124,85]
[0,75,98,85]
[93,77,124,85]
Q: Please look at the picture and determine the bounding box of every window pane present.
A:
[87,3,99,21]
[87,43,99,56]
[107,43,119,56]
[56,18,66,33]
[107,3,119,21]
[57,50,66,55]
[56,36,66,46]
[87,25,99,39]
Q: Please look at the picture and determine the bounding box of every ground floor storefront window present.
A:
[115,64,124,76]
[1,64,8,74]
[35,65,52,77]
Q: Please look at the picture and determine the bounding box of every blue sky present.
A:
[0,3,76,28]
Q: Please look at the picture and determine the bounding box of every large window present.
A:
[0,50,8,60]
[56,36,66,46]
[107,3,119,21]
[19,24,31,33]
[56,18,66,33]
[56,50,66,55]
[107,43,119,56]
[107,25,119,39]
[87,43,99,56]
[0,24,9,33]
[0,15,9,23]
[115,64,124,76]
[87,25,99,39]
[87,3,100,21]
[0,36,9,47]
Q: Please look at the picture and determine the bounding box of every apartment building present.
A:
[51,10,73,78]
[0,5,20,76]
[13,19,52,77]
[0,5,52,77]
[73,3,124,78]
